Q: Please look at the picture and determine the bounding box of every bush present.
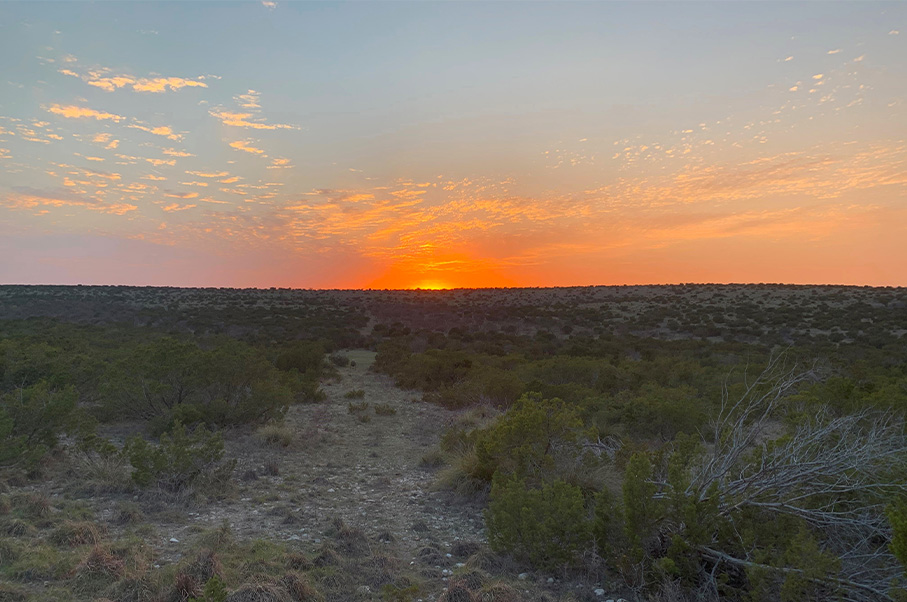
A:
[276,341,327,376]
[472,393,588,484]
[189,575,228,602]
[486,474,592,570]
[124,422,234,494]
[103,338,293,429]
[0,382,78,468]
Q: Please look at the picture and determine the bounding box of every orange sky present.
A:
[1,3,905,288]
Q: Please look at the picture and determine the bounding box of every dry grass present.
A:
[373,403,397,416]
[50,520,106,547]
[73,452,132,493]
[257,423,294,448]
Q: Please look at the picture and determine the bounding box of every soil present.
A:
[155,350,486,564]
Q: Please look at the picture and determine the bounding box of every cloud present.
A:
[783,56,793,62]
[219,176,241,184]
[890,30,900,35]
[129,124,183,141]
[267,157,293,169]
[142,174,168,181]
[237,90,261,109]
[827,49,841,54]
[92,132,120,149]
[3,187,137,215]
[46,104,124,122]
[186,170,230,178]
[229,140,266,155]
[262,1,277,8]
[83,169,121,181]
[164,191,199,199]
[209,109,295,130]
[61,65,208,93]
[162,203,197,212]
[812,74,824,80]
[163,148,194,157]
[145,158,176,167]
[132,77,207,93]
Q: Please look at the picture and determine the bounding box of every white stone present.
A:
[518,573,529,580]
[594,589,605,596]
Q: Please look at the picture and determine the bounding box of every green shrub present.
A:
[343,389,365,399]
[486,474,592,570]
[101,337,201,420]
[373,403,397,416]
[622,452,659,552]
[103,338,292,429]
[888,501,907,572]
[276,341,327,376]
[473,393,588,483]
[124,422,234,493]
[189,575,228,602]
[0,382,78,468]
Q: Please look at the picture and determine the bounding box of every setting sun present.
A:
[412,281,452,291]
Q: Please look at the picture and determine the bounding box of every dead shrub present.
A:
[169,571,201,602]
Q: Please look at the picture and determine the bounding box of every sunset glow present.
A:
[1,2,905,287]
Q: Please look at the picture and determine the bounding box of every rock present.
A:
[547,578,554,583]
[518,573,529,580]
[169,538,179,543]
[594,589,605,596]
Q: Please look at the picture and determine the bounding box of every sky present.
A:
[0,1,905,289]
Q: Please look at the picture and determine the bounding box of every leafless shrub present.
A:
[654,355,907,602]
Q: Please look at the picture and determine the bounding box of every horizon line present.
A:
[1,282,904,291]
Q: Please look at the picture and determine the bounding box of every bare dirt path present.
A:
[188,350,486,560]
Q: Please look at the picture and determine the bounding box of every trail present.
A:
[188,350,486,558]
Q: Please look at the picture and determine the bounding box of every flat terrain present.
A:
[192,351,484,557]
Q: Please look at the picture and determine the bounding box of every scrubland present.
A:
[0,283,906,602]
